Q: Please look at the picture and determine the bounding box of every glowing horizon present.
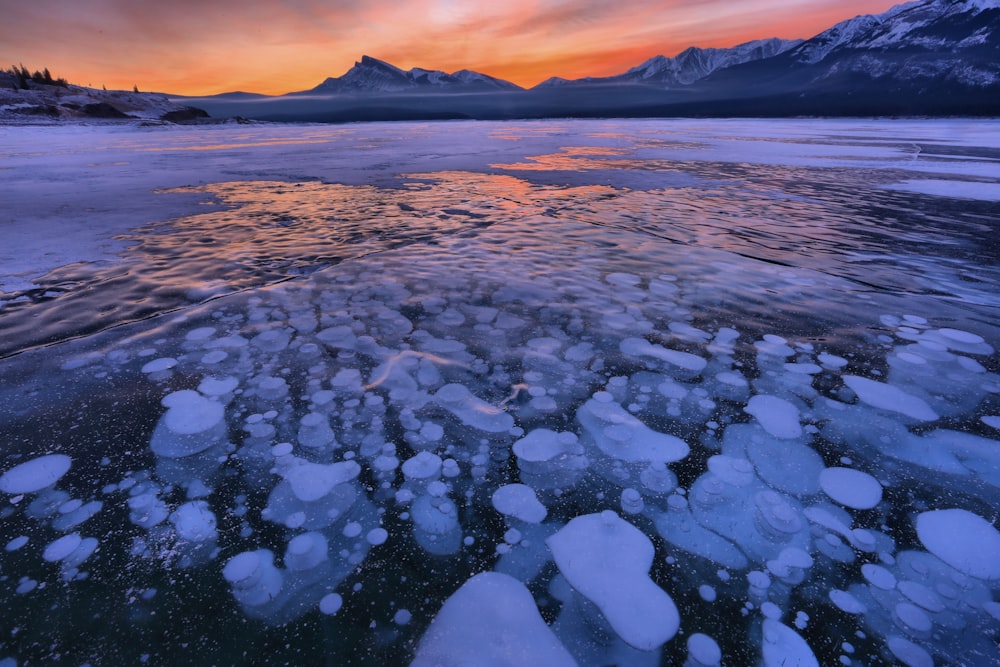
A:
[1,1,902,96]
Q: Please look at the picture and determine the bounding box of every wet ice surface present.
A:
[1,119,999,665]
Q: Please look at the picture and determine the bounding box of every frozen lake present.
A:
[1,118,999,666]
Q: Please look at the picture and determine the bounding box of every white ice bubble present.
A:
[981,415,1000,430]
[577,397,689,463]
[862,563,896,590]
[319,593,343,615]
[829,589,866,614]
[687,633,722,666]
[491,484,547,524]
[412,572,575,667]
[761,619,818,667]
[366,528,388,546]
[161,390,225,435]
[620,337,707,374]
[843,376,938,422]
[141,357,178,373]
[547,510,679,651]
[744,395,802,439]
[0,454,72,494]
[819,467,883,510]
[43,533,82,562]
[887,636,934,667]
[5,536,28,551]
[915,509,1000,580]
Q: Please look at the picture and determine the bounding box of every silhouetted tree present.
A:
[133,84,139,93]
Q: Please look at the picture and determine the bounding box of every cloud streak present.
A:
[0,0,901,94]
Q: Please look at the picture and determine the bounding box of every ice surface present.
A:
[412,572,576,667]
[2,118,1000,665]
[915,509,1000,580]
[547,511,679,650]
[0,454,71,494]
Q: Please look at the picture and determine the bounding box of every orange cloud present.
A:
[0,0,902,95]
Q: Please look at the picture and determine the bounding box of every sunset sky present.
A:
[2,0,902,96]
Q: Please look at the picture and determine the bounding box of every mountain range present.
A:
[4,0,996,123]
[179,0,996,120]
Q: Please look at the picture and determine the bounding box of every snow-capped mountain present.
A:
[534,38,801,89]
[724,0,1000,95]
[299,55,520,94]
[618,38,802,86]
[787,0,998,76]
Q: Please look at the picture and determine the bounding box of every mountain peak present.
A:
[301,56,520,95]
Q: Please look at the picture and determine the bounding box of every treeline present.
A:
[4,64,69,89]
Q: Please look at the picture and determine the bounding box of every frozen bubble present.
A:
[16,578,38,595]
[916,509,1000,580]
[43,532,82,561]
[319,593,343,615]
[760,602,782,619]
[412,572,575,667]
[819,467,882,510]
[547,511,679,650]
[201,350,228,364]
[185,326,217,341]
[578,397,689,463]
[141,357,178,373]
[433,383,514,433]
[887,636,934,667]
[981,415,1000,430]
[283,459,361,502]
[5,536,28,551]
[784,363,821,375]
[687,633,722,666]
[898,581,944,613]
[862,563,897,590]
[818,353,848,369]
[393,609,412,625]
[170,501,217,542]
[0,454,72,494]
[761,619,818,667]
[343,522,363,538]
[606,272,641,286]
[285,532,328,570]
[198,376,239,397]
[161,391,225,435]
[698,584,716,602]
[402,451,442,481]
[894,602,932,633]
[492,484,547,523]
[829,589,866,614]
[366,528,388,546]
[620,337,707,374]
[843,376,938,422]
[620,487,644,515]
[745,395,802,439]
[513,429,577,462]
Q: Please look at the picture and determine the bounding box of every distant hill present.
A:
[0,66,210,123]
